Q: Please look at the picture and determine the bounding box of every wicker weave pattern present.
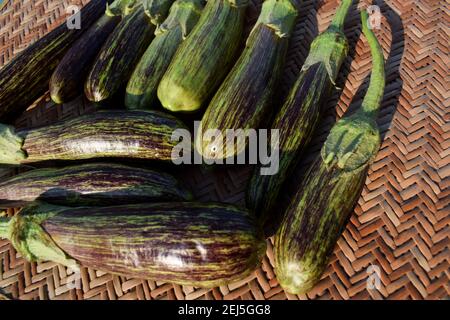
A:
[0,0,449,300]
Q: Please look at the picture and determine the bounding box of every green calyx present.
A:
[301,0,352,84]
[321,7,386,172]
[106,0,141,17]
[0,203,78,269]
[251,0,298,38]
[155,0,204,38]
[321,113,381,171]
[143,0,175,25]
[0,123,26,165]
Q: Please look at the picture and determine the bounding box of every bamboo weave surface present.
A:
[0,0,448,300]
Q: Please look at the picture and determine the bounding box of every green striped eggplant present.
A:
[143,0,176,25]
[49,15,121,104]
[0,202,266,287]
[0,110,188,165]
[125,0,204,110]
[48,0,142,104]
[157,0,249,112]
[0,163,192,208]
[196,0,298,160]
[274,10,385,294]
[247,0,352,225]
[85,6,155,102]
[0,0,109,123]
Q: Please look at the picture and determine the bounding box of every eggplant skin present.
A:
[0,0,109,123]
[85,7,155,102]
[40,202,266,287]
[197,24,289,160]
[247,63,333,224]
[0,163,192,208]
[18,110,188,163]
[125,24,184,109]
[274,156,369,294]
[157,0,247,112]
[50,14,121,104]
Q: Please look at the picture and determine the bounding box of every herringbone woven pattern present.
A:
[0,0,448,300]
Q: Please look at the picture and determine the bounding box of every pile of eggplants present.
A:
[0,0,387,293]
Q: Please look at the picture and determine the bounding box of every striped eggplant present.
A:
[49,15,121,104]
[196,0,298,160]
[48,0,141,104]
[0,163,192,208]
[143,0,176,25]
[274,10,385,294]
[85,6,155,103]
[157,0,248,112]
[0,110,188,165]
[0,0,109,123]
[247,0,352,225]
[0,202,266,287]
[125,0,204,110]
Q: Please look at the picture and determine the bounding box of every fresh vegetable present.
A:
[49,15,121,104]
[0,202,266,287]
[143,0,176,25]
[196,0,298,160]
[247,0,352,224]
[85,6,155,102]
[0,110,188,165]
[0,163,192,208]
[274,9,385,294]
[157,0,248,112]
[125,0,204,110]
[0,0,109,123]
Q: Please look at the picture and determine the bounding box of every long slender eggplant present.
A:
[49,0,142,104]
[196,0,298,160]
[0,110,188,165]
[85,6,155,102]
[49,16,120,104]
[0,0,109,123]
[274,10,385,294]
[125,0,204,110]
[143,0,176,25]
[0,202,266,287]
[0,163,192,208]
[157,0,248,112]
[247,0,352,224]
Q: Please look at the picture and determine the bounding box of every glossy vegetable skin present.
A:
[247,0,352,225]
[157,0,248,112]
[85,6,155,102]
[196,0,298,160]
[0,163,192,208]
[50,14,121,104]
[0,202,266,287]
[0,0,109,123]
[0,110,188,165]
[274,9,386,294]
[126,0,204,109]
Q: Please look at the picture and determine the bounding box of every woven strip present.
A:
[0,0,448,300]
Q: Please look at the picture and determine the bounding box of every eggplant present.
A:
[274,9,386,294]
[0,163,192,208]
[0,0,109,123]
[0,110,188,165]
[0,202,266,287]
[247,0,352,225]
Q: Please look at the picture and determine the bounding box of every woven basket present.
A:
[0,0,448,300]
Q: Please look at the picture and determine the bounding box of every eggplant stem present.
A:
[360,9,385,117]
[329,0,353,32]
